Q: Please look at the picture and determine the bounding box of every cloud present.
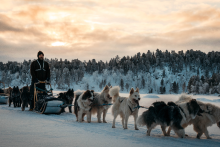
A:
[0,0,220,63]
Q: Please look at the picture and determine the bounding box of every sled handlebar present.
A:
[35,81,51,85]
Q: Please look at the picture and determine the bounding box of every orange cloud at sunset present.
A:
[0,0,220,62]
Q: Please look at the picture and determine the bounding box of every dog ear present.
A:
[91,90,94,93]
[103,85,108,91]
[130,88,134,95]
[135,87,139,93]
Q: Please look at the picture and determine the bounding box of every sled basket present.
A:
[35,97,65,114]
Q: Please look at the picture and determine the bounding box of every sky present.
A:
[0,0,220,63]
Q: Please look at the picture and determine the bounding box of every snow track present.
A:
[1,93,220,147]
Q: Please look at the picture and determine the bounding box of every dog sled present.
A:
[0,81,9,104]
[34,81,66,114]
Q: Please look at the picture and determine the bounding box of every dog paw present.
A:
[112,126,116,128]
[124,127,128,130]
[185,134,189,137]
[135,128,139,130]
[207,137,212,139]
[103,121,107,123]
[98,121,102,123]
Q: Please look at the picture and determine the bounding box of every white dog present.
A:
[110,86,140,130]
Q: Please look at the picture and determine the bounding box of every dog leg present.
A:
[21,100,25,111]
[103,109,107,123]
[121,115,125,128]
[147,123,157,136]
[167,126,172,136]
[82,113,86,121]
[9,99,11,107]
[196,132,203,139]
[68,106,72,113]
[78,110,83,122]
[87,111,91,123]
[173,128,185,138]
[97,108,102,123]
[112,111,119,128]
[161,126,168,136]
[13,99,16,107]
[134,114,139,130]
[124,115,129,129]
[204,129,212,139]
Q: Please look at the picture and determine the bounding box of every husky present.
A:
[110,86,140,130]
[167,94,220,139]
[58,89,74,113]
[9,86,21,107]
[74,90,94,123]
[73,85,112,123]
[90,85,112,123]
[20,86,31,111]
[137,99,203,138]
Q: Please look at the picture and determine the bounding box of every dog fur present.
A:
[110,86,140,130]
[90,85,112,123]
[58,89,74,113]
[137,98,203,138]
[74,90,94,123]
[9,86,21,107]
[73,85,113,123]
[167,94,220,139]
[20,85,31,111]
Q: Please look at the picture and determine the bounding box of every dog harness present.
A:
[128,105,137,114]
[35,60,46,71]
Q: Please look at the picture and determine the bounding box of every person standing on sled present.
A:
[29,51,50,111]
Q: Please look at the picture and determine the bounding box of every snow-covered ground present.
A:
[1,93,220,147]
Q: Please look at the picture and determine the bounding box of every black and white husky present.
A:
[110,86,140,130]
[137,99,203,138]
[168,94,220,139]
[74,90,94,123]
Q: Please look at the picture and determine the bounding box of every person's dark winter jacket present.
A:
[30,59,50,82]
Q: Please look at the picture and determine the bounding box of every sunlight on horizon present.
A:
[51,42,67,46]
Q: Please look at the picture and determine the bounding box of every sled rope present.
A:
[100,103,113,106]
[133,105,149,110]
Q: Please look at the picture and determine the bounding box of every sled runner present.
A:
[0,82,9,104]
[34,81,65,114]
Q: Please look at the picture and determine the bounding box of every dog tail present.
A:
[177,94,192,104]
[137,114,146,127]
[74,90,84,98]
[137,106,156,127]
[109,86,120,103]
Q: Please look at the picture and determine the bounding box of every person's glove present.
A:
[46,77,50,81]
[34,78,39,83]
